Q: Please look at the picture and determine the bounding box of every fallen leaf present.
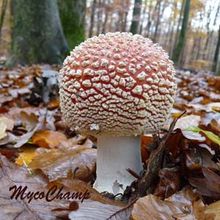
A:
[47,99,59,110]
[201,130,220,146]
[15,147,37,166]
[20,110,38,131]
[206,102,220,112]
[174,115,201,130]
[68,201,129,220]
[56,179,128,220]
[0,155,69,220]
[154,168,180,198]
[205,200,220,220]
[189,168,220,199]
[187,127,220,146]
[59,135,94,149]
[141,135,152,162]
[131,188,205,220]
[0,121,7,140]
[0,148,18,160]
[181,130,206,141]
[12,122,42,148]
[30,145,96,181]
[32,130,67,148]
[0,116,14,130]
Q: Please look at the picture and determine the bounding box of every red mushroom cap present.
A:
[59,32,176,136]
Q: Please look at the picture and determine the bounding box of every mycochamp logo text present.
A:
[9,184,90,203]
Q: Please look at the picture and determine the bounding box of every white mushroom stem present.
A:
[93,136,142,194]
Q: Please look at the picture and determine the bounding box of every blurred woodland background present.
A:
[0,0,219,74]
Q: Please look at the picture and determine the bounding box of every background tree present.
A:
[88,0,97,37]
[213,25,220,75]
[0,0,218,72]
[152,0,162,42]
[102,0,111,33]
[10,0,68,65]
[0,0,7,38]
[172,0,191,65]
[130,0,142,34]
[58,0,86,50]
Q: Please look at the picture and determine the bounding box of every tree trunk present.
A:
[213,25,220,75]
[96,0,103,35]
[153,0,162,42]
[130,0,142,34]
[139,0,147,34]
[10,0,68,65]
[145,0,153,37]
[173,0,185,54]
[206,4,220,60]
[172,0,190,65]
[168,1,177,57]
[89,0,96,37]
[203,6,212,59]
[0,0,7,38]
[102,0,109,33]
[196,36,202,60]
[58,0,86,49]
[102,10,109,34]
[122,11,128,32]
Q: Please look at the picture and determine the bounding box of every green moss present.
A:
[58,0,86,49]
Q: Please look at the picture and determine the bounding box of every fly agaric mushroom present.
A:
[59,32,176,194]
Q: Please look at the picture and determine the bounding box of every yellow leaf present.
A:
[201,130,220,146]
[187,127,220,146]
[15,148,37,166]
[31,130,67,148]
[47,99,59,110]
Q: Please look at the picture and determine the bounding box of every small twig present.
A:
[106,198,137,220]
[127,168,141,179]
[136,111,186,197]
[73,167,79,178]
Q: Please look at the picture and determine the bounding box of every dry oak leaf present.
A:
[0,116,14,140]
[31,130,67,148]
[47,99,60,110]
[174,115,201,130]
[0,116,14,131]
[68,201,130,220]
[10,122,42,148]
[0,121,7,140]
[4,108,39,131]
[0,155,69,220]
[0,108,43,148]
[189,168,220,199]
[131,188,206,220]
[29,145,97,182]
[205,200,220,220]
[57,179,129,220]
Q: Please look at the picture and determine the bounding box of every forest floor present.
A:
[0,64,220,220]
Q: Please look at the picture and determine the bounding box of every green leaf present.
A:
[201,130,220,146]
[186,126,220,146]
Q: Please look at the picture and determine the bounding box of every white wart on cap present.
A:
[59,32,176,194]
[59,32,176,136]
